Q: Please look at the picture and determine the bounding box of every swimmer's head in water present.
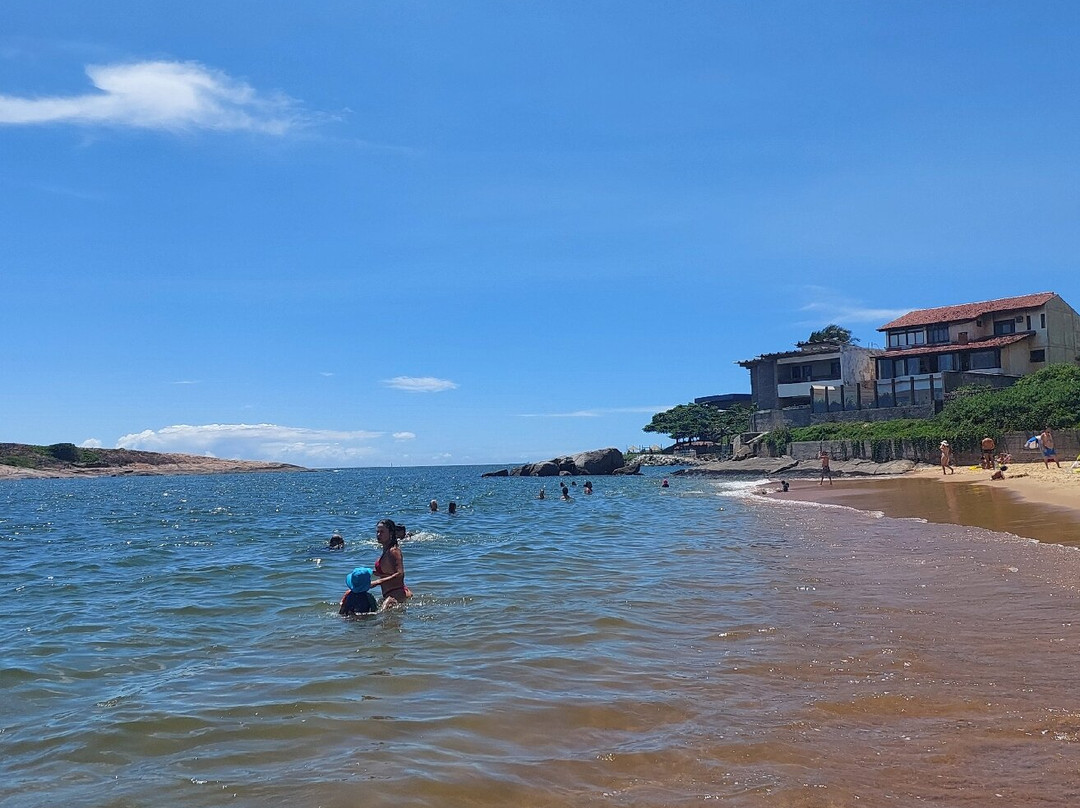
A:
[346,567,373,591]
[329,533,345,549]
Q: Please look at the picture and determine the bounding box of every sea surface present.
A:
[3,465,1080,807]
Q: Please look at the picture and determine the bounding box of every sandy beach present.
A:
[768,459,1080,545]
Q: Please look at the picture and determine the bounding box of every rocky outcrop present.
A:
[482,447,639,477]
[0,443,307,481]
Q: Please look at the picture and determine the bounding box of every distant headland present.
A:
[0,442,306,481]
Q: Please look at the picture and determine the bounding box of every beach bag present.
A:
[1024,436,1041,450]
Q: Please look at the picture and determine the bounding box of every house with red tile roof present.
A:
[876,291,1080,383]
[739,292,1080,430]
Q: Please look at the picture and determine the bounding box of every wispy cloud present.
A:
[382,376,458,393]
[115,423,384,467]
[0,61,307,134]
[796,287,910,327]
[392,432,416,440]
[170,379,201,385]
[518,406,671,418]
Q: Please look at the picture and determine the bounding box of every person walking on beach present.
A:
[819,450,832,485]
[939,441,954,474]
[371,518,410,610]
[981,436,996,469]
[1040,427,1062,469]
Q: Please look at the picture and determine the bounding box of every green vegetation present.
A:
[0,443,107,469]
[642,402,754,448]
[806,324,857,344]
[767,364,1080,455]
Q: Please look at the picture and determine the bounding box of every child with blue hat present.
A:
[339,567,378,615]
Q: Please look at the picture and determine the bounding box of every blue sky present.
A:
[2,2,1078,467]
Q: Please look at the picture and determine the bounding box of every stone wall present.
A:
[787,430,1080,465]
[810,403,935,425]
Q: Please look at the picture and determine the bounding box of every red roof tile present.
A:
[880,333,1032,358]
[878,292,1057,331]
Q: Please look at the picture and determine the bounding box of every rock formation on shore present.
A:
[482,447,640,477]
[0,442,307,481]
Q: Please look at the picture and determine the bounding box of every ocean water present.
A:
[3,465,1080,807]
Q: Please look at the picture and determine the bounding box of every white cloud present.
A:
[382,376,459,393]
[0,61,305,134]
[517,405,671,418]
[115,423,384,467]
[80,438,103,448]
[393,432,416,440]
[795,287,911,329]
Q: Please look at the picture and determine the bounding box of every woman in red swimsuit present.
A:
[371,518,410,609]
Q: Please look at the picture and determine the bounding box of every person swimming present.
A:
[371,518,410,609]
[328,532,345,550]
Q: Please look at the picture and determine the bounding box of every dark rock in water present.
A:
[484,447,626,477]
[612,459,643,475]
[569,448,624,475]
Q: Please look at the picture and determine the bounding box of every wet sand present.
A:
[768,461,1080,546]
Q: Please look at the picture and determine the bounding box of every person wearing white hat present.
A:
[939,441,954,475]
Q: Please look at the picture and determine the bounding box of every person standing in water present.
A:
[371,518,410,609]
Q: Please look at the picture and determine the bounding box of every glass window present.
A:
[887,328,925,348]
[969,349,1000,370]
[927,324,949,343]
[1041,313,1046,329]
[938,353,957,372]
[1030,349,1046,362]
[994,320,1016,335]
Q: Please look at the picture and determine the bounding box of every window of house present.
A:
[993,320,1016,335]
[786,364,813,382]
[1041,312,1046,329]
[830,361,841,378]
[1026,315,1032,330]
[938,353,957,372]
[888,328,926,348]
[1030,349,1046,363]
[969,349,1001,370]
[927,324,950,344]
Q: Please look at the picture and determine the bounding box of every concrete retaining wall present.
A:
[787,430,1080,465]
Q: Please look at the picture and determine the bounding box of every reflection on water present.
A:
[779,475,1080,546]
[2,469,1080,807]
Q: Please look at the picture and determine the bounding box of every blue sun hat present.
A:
[346,567,373,592]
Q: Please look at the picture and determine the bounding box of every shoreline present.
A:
[762,460,1080,545]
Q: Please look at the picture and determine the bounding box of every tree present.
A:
[643,402,754,446]
[806,324,858,344]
